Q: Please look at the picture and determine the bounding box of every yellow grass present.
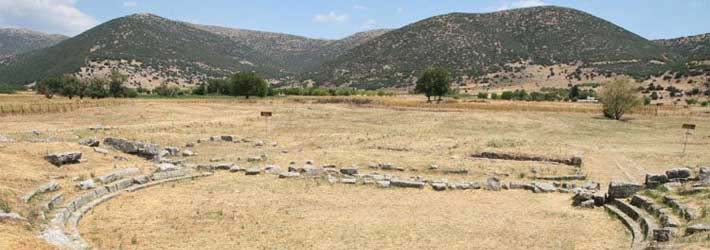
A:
[1,95,709,249]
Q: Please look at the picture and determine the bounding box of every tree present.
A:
[229,72,268,99]
[109,70,128,97]
[415,67,450,102]
[37,76,64,99]
[600,80,641,120]
[569,85,580,101]
[61,75,81,99]
[87,78,109,99]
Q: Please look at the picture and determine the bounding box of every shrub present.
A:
[685,98,698,105]
[477,92,488,99]
[600,80,641,120]
[0,83,20,94]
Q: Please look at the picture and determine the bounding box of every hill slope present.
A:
[192,25,389,73]
[0,14,289,85]
[655,33,710,61]
[310,6,676,85]
[0,14,389,86]
[0,28,66,59]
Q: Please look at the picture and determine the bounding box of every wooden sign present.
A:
[682,124,696,130]
[261,111,272,117]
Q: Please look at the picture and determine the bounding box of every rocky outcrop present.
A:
[45,152,82,167]
[103,137,161,159]
[607,181,643,199]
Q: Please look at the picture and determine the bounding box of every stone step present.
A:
[610,199,660,242]
[604,204,645,250]
[630,195,681,229]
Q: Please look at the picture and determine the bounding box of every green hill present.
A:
[310,6,678,85]
[0,28,66,59]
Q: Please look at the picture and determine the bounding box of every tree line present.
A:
[36,70,137,99]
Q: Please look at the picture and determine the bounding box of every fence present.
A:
[0,100,135,116]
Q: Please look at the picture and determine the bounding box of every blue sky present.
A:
[1,0,709,40]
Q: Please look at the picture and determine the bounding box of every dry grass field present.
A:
[1,95,709,249]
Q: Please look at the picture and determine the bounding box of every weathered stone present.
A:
[570,156,583,167]
[305,160,315,165]
[254,141,264,147]
[581,181,600,191]
[340,167,359,175]
[45,193,64,210]
[185,143,195,148]
[0,213,26,222]
[321,164,337,169]
[182,150,195,157]
[509,182,534,190]
[580,200,596,208]
[245,168,261,175]
[98,168,140,183]
[532,182,557,193]
[485,177,502,191]
[150,169,189,181]
[155,163,178,172]
[653,228,673,242]
[79,138,99,147]
[376,181,391,188]
[229,165,243,172]
[390,179,425,188]
[645,173,669,187]
[0,134,13,143]
[592,194,606,206]
[340,178,357,184]
[264,165,281,174]
[132,175,150,184]
[21,181,60,202]
[164,147,180,156]
[607,181,643,199]
[299,166,325,176]
[572,191,594,206]
[278,172,300,179]
[663,195,698,220]
[699,167,710,186]
[77,179,96,190]
[247,157,262,162]
[686,224,710,235]
[660,213,679,228]
[106,178,134,192]
[45,152,82,166]
[220,135,237,142]
[93,147,109,155]
[666,168,692,179]
[431,182,447,191]
[103,137,161,159]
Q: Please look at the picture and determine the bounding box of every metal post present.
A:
[682,129,690,155]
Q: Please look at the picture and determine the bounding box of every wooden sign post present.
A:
[681,123,696,155]
[261,111,272,137]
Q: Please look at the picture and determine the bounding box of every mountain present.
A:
[0,13,388,86]
[0,28,66,59]
[310,6,677,85]
[655,33,710,61]
[191,24,389,73]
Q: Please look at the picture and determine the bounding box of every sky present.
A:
[0,0,708,40]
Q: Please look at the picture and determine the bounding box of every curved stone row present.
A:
[40,171,212,250]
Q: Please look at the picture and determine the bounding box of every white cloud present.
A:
[361,19,377,29]
[123,1,137,8]
[313,12,349,23]
[496,0,547,11]
[0,0,97,36]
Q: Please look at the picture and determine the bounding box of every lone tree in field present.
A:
[230,72,268,99]
[600,80,641,120]
[415,67,450,102]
